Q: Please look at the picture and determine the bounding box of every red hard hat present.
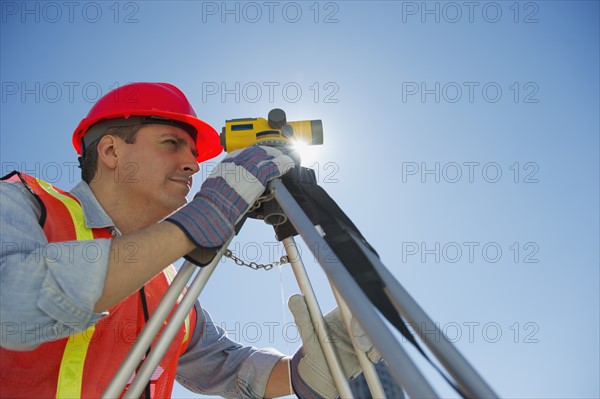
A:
[72,82,222,163]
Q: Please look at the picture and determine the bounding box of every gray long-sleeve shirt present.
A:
[0,178,285,398]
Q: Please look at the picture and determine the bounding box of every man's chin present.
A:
[158,195,189,215]
[166,185,191,205]
[171,198,188,212]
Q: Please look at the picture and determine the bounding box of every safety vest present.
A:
[0,172,196,398]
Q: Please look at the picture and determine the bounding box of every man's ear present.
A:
[96,135,120,170]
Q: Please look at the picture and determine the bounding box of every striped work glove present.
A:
[166,146,295,249]
[288,294,382,399]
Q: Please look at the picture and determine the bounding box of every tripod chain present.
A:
[224,249,288,271]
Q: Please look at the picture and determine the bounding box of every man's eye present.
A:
[165,139,178,146]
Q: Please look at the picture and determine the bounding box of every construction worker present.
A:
[0,82,402,398]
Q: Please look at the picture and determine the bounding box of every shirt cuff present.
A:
[237,347,287,398]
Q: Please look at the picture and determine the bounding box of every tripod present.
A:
[102,166,499,399]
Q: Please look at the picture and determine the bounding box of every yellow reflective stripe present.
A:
[35,178,97,397]
[183,313,191,344]
[36,179,94,241]
[163,266,176,283]
[56,326,95,399]
[164,267,191,343]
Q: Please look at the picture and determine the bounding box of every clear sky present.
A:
[1,1,599,398]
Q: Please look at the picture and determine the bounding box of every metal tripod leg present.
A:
[270,179,439,398]
[331,285,387,399]
[281,237,355,399]
[102,243,230,399]
[351,232,498,398]
[282,236,387,399]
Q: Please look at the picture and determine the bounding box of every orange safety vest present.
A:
[0,172,196,398]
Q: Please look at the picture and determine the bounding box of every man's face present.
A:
[114,123,200,215]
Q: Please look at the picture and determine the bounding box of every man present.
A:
[0,82,399,398]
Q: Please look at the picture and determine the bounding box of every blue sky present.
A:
[1,1,598,398]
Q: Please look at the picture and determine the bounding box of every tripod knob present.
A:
[268,108,287,129]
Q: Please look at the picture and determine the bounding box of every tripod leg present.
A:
[352,233,498,399]
[122,244,229,398]
[102,260,197,398]
[103,243,230,399]
[271,179,439,398]
[281,237,355,398]
[331,285,387,399]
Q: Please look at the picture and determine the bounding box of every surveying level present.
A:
[220,108,323,152]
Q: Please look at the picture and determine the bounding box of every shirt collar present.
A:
[70,181,117,230]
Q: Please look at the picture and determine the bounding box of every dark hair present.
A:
[81,125,144,183]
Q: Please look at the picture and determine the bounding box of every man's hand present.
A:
[166,146,295,249]
[288,294,381,399]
